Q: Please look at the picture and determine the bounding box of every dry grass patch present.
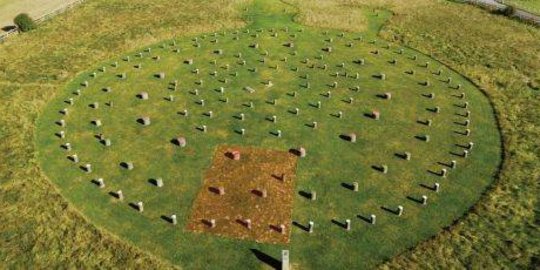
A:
[187,145,297,244]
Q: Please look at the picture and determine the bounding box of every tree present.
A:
[14,13,37,32]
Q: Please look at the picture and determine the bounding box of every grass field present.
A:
[0,0,538,269]
[503,0,540,14]
[34,0,500,268]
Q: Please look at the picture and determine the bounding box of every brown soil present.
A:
[186,145,298,244]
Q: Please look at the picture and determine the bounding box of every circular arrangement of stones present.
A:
[37,21,500,268]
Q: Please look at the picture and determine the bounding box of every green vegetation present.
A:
[13,13,36,32]
[0,0,537,269]
[35,0,500,268]
[504,0,540,14]
[285,0,539,268]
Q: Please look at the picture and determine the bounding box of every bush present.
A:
[14,13,37,32]
[502,5,516,16]
[493,5,516,16]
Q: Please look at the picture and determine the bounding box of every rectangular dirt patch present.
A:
[186,145,297,244]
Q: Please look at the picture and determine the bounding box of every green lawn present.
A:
[35,0,501,268]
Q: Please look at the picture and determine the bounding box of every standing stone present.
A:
[171,214,177,225]
[441,168,448,178]
[308,221,314,233]
[345,219,351,231]
[156,178,164,187]
[370,214,376,225]
[136,201,144,212]
[218,186,225,195]
[232,150,241,160]
[299,147,306,158]
[352,182,359,192]
[404,152,412,160]
[421,195,428,205]
[117,190,124,200]
[141,116,151,126]
[434,183,440,192]
[104,139,111,147]
[279,224,286,234]
[84,163,92,173]
[397,205,404,216]
[372,110,380,120]
[450,160,457,169]
[96,178,105,188]
[349,133,357,143]
[282,250,290,270]
[176,137,187,147]
[310,190,317,201]
[245,219,252,229]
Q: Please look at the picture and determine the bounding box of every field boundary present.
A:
[459,0,540,25]
[0,0,85,42]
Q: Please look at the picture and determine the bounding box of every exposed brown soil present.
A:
[186,145,297,244]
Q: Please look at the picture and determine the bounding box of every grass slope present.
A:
[35,0,499,268]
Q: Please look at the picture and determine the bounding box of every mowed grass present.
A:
[35,0,500,268]
[283,0,539,269]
